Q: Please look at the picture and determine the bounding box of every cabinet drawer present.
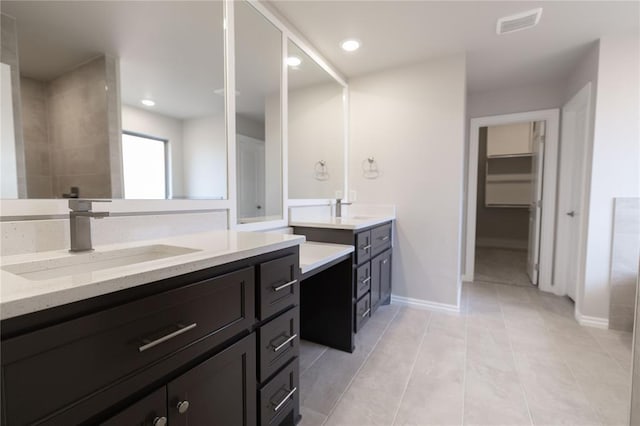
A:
[355,293,371,332]
[259,358,299,426]
[101,387,167,426]
[371,223,392,256]
[355,230,372,264]
[355,263,371,300]
[258,254,299,320]
[258,307,299,383]
[1,267,255,426]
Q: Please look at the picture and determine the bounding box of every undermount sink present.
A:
[2,245,201,281]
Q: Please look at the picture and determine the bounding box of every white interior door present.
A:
[527,121,545,284]
[237,135,266,219]
[556,84,591,300]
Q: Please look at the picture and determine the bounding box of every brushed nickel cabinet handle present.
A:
[379,235,390,241]
[138,323,197,352]
[361,308,371,318]
[272,334,298,352]
[273,387,297,412]
[360,244,372,251]
[273,279,297,292]
[360,277,371,284]
[153,417,167,426]
[383,259,388,264]
[177,400,190,414]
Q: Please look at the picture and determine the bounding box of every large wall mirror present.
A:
[0,1,227,200]
[235,0,283,224]
[287,40,346,200]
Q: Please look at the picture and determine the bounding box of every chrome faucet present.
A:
[334,198,352,218]
[69,199,111,252]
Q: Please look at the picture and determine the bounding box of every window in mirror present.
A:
[122,133,167,200]
[288,41,345,199]
[0,1,227,200]
[235,0,283,223]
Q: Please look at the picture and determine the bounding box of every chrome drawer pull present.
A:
[383,259,388,264]
[361,308,371,318]
[273,387,297,412]
[379,235,390,241]
[138,323,197,352]
[273,279,297,292]
[272,333,298,352]
[360,277,371,284]
[360,244,372,251]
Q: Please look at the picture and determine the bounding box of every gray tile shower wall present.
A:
[609,197,640,331]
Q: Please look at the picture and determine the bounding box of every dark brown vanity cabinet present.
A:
[0,246,300,426]
[292,221,393,333]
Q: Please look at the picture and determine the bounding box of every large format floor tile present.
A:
[298,283,633,426]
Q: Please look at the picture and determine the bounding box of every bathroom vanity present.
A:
[291,217,394,332]
[0,232,304,426]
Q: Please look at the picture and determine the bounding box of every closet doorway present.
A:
[464,110,560,293]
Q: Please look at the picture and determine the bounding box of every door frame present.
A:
[463,109,560,294]
[556,83,592,311]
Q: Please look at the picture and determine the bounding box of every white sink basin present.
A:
[2,244,200,281]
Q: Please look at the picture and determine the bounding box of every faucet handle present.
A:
[69,199,112,212]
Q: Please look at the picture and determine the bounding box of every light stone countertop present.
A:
[299,242,354,275]
[0,231,305,320]
[289,215,395,230]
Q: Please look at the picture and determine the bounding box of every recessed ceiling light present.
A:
[340,39,360,52]
[141,99,155,107]
[287,56,302,67]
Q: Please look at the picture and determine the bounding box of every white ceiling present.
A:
[270,1,640,93]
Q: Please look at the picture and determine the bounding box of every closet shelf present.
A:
[487,153,533,159]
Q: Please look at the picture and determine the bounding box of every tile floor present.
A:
[299,282,633,426]
[474,247,532,287]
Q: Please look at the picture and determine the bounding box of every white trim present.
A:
[391,295,461,314]
[464,109,560,294]
[575,310,609,329]
[224,0,237,230]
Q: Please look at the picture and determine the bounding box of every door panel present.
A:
[167,334,256,426]
[527,121,545,285]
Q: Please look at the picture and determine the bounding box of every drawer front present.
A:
[259,358,299,426]
[101,387,167,426]
[355,230,372,264]
[355,293,371,332]
[2,267,255,426]
[371,223,392,256]
[258,307,299,383]
[355,263,371,300]
[258,254,299,320]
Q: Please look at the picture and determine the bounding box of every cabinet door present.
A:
[167,333,256,426]
[101,387,167,426]
[371,249,392,312]
[379,250,392,304]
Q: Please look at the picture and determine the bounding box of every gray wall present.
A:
[632,271,640,424]
[349,53,467,307]
[475,127,530,248]
[20,77,53,197]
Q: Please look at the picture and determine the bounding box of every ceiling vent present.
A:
[496,8,543,35]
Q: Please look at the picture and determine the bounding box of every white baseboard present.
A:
[476,238,527,250]
[391,295,460,314]
[575,311,609,329]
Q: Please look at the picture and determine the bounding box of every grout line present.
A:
[461,285,469,426]
[320,305,402,426]
[390,309,433,425]
[300,344,328,377]
[498,286,535,426]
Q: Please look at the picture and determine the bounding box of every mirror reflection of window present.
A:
[122,133,167,199]
[235,0,283,223]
